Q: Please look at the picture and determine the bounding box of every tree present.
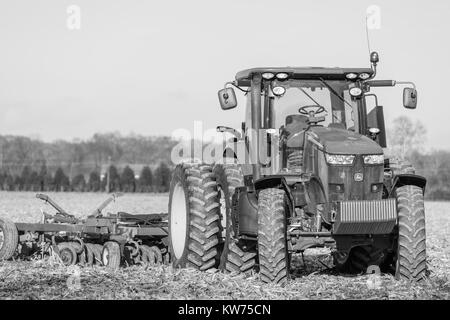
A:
[88,171,101,192]
[38,164,53,191]
[29,170,40,191]
[20,166,32,191]
[103,165,120,192]
[13,175,23,191]
[0,173,5,191]
[53,167,70,191]
[138,166,153,192]
[120,166,136,192]
[388,116,427,158]
[4,173,15,191]
[72,174,86,192]
[153,162,171,192]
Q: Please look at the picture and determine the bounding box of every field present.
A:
[0,191,449,300]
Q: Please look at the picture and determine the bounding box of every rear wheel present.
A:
[257,188,290,284]
[0,217,18,261]
[168,162,221,270]
[214,159,257,274]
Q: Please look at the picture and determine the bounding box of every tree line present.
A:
[0,162,172,193]
[1,116,450,199]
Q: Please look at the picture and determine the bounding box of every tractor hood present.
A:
[308,127,383,155]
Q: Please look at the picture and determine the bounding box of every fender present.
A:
[390,173,427,196]
[222,140,253,176]
[254,176,295,216]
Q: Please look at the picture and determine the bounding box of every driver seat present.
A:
[284,114,308,136]
[283,115,308,172]
[284,114,308,148]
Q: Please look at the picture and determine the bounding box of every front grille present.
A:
[333,198,397,235]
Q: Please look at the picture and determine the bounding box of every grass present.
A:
[0,192,449,300]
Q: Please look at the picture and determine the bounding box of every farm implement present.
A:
[0,193,170,269]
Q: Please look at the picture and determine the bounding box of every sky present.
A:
[0,0,449,150]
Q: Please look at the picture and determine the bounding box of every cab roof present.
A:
[235,67,374,86]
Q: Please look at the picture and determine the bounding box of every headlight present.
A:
[272,86,286,96]
[349,87,363,97]
[262,72,275,80]
[325,154,355,165]
[346,73,358,80]
[359,73,371,80]
[276,72,289,80]
[363,155,384,165]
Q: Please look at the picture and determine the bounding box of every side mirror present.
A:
[403,88,418,109]
[218,88,237,110]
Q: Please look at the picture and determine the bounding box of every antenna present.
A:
[365,15,372,58]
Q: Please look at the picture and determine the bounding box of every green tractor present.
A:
[168,52,427,284]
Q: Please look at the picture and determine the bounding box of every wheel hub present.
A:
[102,248,109,265]
[60,249,73,265]
[170,183,187,260]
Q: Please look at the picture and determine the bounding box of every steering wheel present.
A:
[298,105,326,116]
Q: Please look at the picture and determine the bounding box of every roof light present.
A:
[359,73,371,80]
[276,73,289,80]
[349,87,363,97]
[346,73,358,80]
[262,72,275,80]
[272,86,286,96]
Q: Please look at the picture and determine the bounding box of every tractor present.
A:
[168,52,427,284]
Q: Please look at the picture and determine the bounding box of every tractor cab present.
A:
[217,53,417,184]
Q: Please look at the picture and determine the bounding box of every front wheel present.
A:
[257,188,290,284]
[394,185,427,280]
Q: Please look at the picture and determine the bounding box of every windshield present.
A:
[270,79,359,132]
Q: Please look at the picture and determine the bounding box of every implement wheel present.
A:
[257,189,290,284]
[102,241,121,270]
[0,217,18,261]
[57,242,78,266]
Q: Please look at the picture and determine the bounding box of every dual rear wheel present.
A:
[168,161,289,284]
